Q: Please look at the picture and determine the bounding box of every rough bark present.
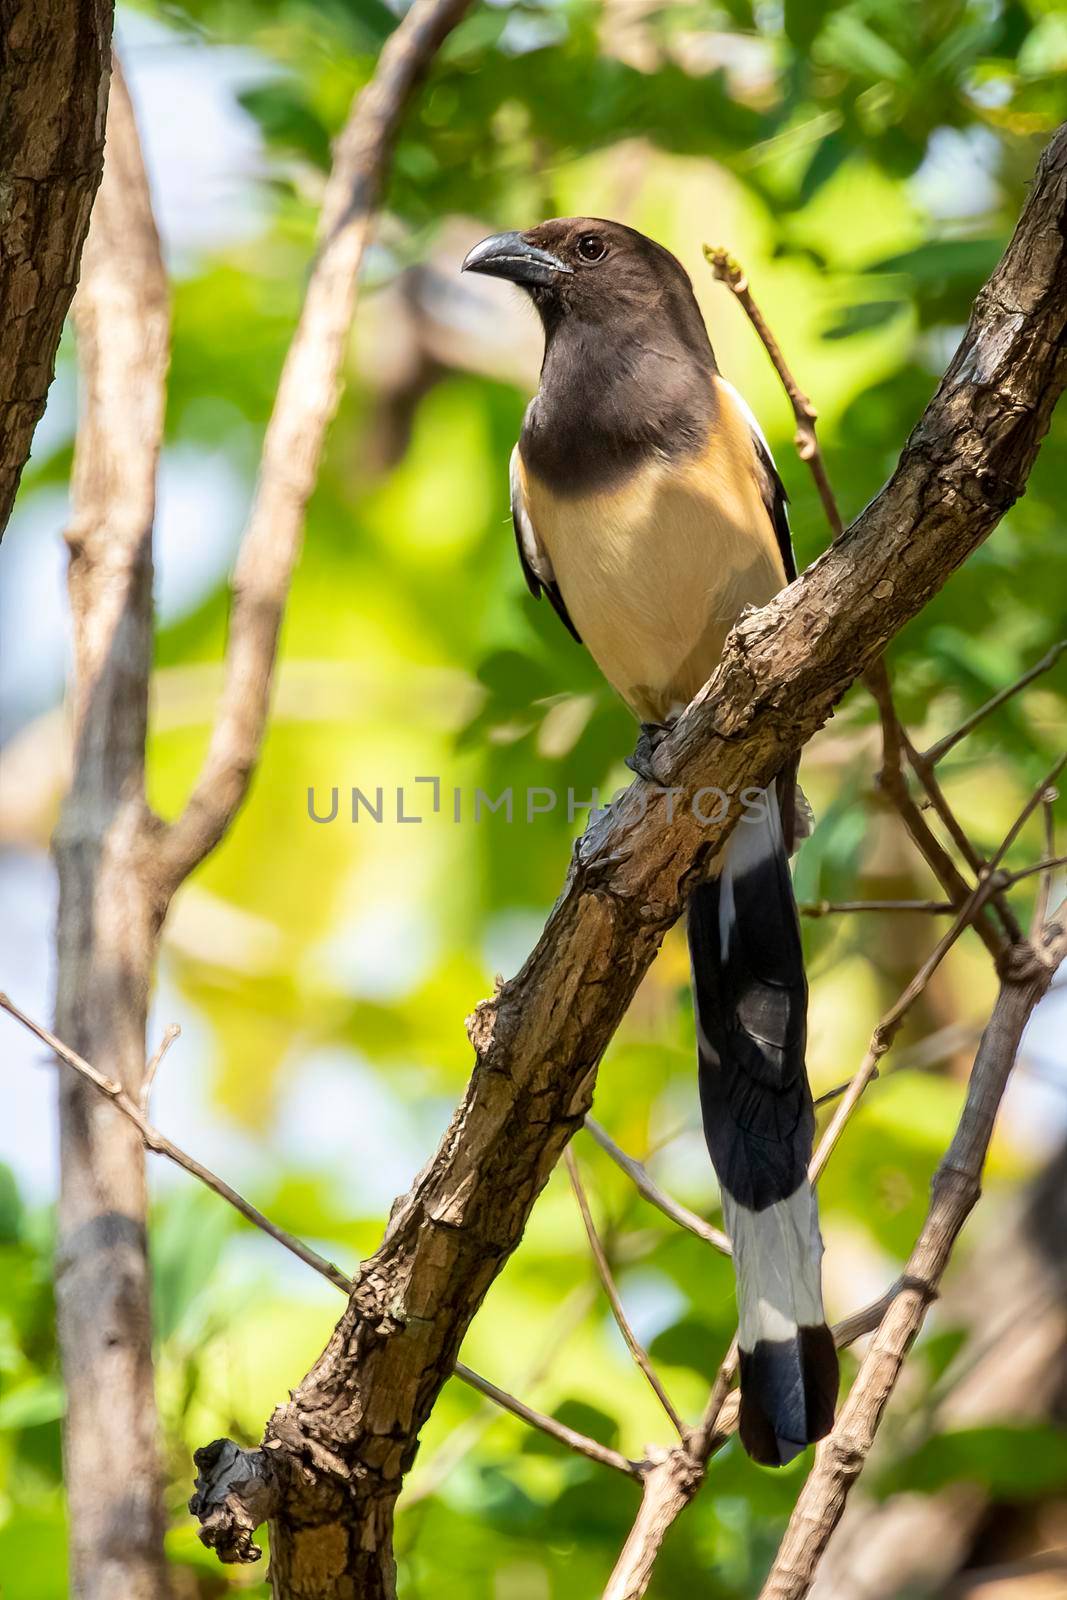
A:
[191,123,1067,1597]
[52,66,170,1600]
[0,0,113,539]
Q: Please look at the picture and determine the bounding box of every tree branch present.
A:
[0,0,114,540]
[705,246,843,539]
[706,241,1020,955]
[51,60,173,1600]
[0,989,635,1491]
[180,122,1067,1589]
[155,0,473,897]
[584,1117,731,1254]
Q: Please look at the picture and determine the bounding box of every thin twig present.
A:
[704,246,843,539]
[810,762,1064,1183]
[565,1148,686,1440]
[867,659,1007,960]
[584,1118,731,1255]
[0,991,626,1480]
[800,897,955,918]
[141,1022,180,1113]
[453,1361,644,1481]
[809,892,990,1185]
[813,1019,981,1108]
[407,1282,602,1504]
[924,639,1067,766]
[1,992,355,1294]
[902,724,1025,944]
[987,751,1067,876]
[600,1282,903,1600]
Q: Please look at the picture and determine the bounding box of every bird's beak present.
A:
[461,231,572,287]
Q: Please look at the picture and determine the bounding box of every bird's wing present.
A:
[510,444,581,643]
[718,380,797,584]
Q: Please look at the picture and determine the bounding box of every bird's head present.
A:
[462,217,709,352]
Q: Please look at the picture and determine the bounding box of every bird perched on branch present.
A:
[462,217,838,1466]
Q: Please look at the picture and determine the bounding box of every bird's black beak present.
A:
[461,231,572,287]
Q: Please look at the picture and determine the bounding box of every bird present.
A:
[462,217,839,1467]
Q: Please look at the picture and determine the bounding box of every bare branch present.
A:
[987,750,1067,875]
[867,662,1008,960]
[758,920,1067,1600]
[454,1360,645,1481]
[1,991,355,1295]
[813,1019,982,1108]
[584,1117,731,1254]
[809,859,1013,1183]
[600,1289,902,1600]
[0,991,629,1485]
[924,639,1067,766]
[900,724,1025,944]
[800,897,955,917]
[704,246,843,539]
[406,1284,600,1504]
[156,0,474,897]
[704,246,1017,958]
[566,1148,686,1439]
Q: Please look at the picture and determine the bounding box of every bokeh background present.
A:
[2,2,1067,1595]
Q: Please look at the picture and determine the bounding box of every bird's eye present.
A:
[576,234,606,263]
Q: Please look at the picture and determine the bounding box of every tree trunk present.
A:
[51,66,171,1600]
[0,0,114,540]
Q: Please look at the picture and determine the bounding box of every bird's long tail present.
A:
[687,778,838,1466]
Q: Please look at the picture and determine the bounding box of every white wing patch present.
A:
[719,378,777,467]
[510,445,556,595]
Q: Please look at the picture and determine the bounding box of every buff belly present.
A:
[522,431,787,726]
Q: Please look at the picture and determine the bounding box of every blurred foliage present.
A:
[3,0,1067,1594]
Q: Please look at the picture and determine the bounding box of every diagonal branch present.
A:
[155,0,473,899]
[184,122,1067,1585]
[810,758,1065,1182]
[707,241,1018,956]
[584,1117,731,1254]
[0,989,633,1484]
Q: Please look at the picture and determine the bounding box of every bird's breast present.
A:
[520,399,786,724]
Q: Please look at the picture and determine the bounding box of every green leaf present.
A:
[877,1425,1067,1499]
[822,300,906,340]
[522,1398,620,1455]
[0,1376,64,1430]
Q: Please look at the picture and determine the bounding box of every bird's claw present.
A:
[625,722,670,783]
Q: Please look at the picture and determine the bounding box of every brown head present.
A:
[462,216,714,364]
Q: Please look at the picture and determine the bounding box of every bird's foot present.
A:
[626,722,671,783]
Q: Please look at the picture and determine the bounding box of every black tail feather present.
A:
[688,784,838,1465]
